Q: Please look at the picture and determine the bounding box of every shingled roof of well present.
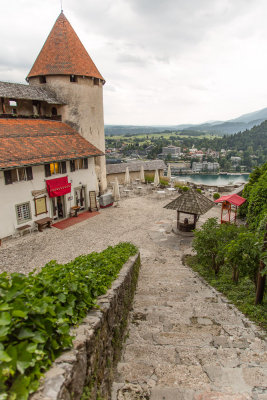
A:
[27,12,104,81]
[164,189,214,215]
[106,160,166,174]
[0,81,64,104]
[0,119,103,169]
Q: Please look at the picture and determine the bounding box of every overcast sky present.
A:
[1,0,267,125]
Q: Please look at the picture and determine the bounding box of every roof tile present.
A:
[0,119,103,169]
[27,12,104,81]
[0,81,63,104]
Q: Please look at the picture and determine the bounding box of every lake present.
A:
[172,173,249,186]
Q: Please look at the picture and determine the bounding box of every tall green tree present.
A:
[224,232,262,284]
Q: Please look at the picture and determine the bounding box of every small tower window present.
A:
[70,75,77,83]
[51,107,57,116]
[93,78,99,86]
[39,76,46,84]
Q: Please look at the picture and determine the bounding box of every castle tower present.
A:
[27,12,107,192]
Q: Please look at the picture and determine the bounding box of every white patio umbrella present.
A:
[154,169,160,186]
[140,165,145,183]
[167,164,171,181]
[112,178,120,202]
[124,166,131,185]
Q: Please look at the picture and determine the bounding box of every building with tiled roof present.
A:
[0,12,107,239]
[0,119,103,169]
[0,81,63,104]
[106,160,166,185]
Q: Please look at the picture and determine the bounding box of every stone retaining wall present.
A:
[31,252,141,400]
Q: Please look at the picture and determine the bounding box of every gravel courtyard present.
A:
[0,193,266,400]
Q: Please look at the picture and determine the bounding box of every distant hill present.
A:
[105,107,267,136]
[229,107,267,124]
[104,125,187,136]
[219,120,267,154]
[184,118,265,135]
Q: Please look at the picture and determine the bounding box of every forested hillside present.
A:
[218,120,267,153]
[178,121,267,166]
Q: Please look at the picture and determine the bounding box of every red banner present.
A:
[46,176,71,198]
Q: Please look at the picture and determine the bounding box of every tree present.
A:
[165,153,172,162]
[246,169,267,230]
[224,231,262,284]
[193,218,240,275]
[255,221,267,305]
[239,162,267,219]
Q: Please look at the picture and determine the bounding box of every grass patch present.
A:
[186,255,267,332]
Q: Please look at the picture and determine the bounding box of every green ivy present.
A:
[0,242,137,400]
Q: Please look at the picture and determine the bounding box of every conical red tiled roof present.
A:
[27,12,104,81]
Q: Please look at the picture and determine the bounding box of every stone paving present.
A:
[111,206,267,400]
[0,193,266,399]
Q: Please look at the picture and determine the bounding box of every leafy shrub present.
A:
[193,218,243,275]
[174,183,182,189]
[246,169,267,230]
[0,243,137,399]
[182,186,189,192]
[192,217,266,316]
[213,192,220,200]
[196,188,202,194]
[144,173,154,183]
[159,177,169,186]
[238,161,267,230]
[224,232,262,284]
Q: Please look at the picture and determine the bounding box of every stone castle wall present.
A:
[29,75,107,192]
[30,252,140,400]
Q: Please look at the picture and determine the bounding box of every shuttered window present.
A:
[70,160,75,172]
[70,158,88,171]
[26,167,33,180]
[44,164,51,177]
[45,162,67,176]
[4,167,33,184]
[61,161,67,174]
[4,170,12,185]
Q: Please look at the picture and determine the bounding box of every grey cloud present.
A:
[0,52,31,71]
[187,83,210,92]
[69,0,255,60]
[116,53,148,65]
[1,0,265,125]
[104,84,117,92]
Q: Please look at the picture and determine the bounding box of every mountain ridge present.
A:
[105,107,267,136]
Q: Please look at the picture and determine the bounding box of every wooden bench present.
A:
[70,206,81,217]
[35,217,53,232]
[13,224,32,237]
